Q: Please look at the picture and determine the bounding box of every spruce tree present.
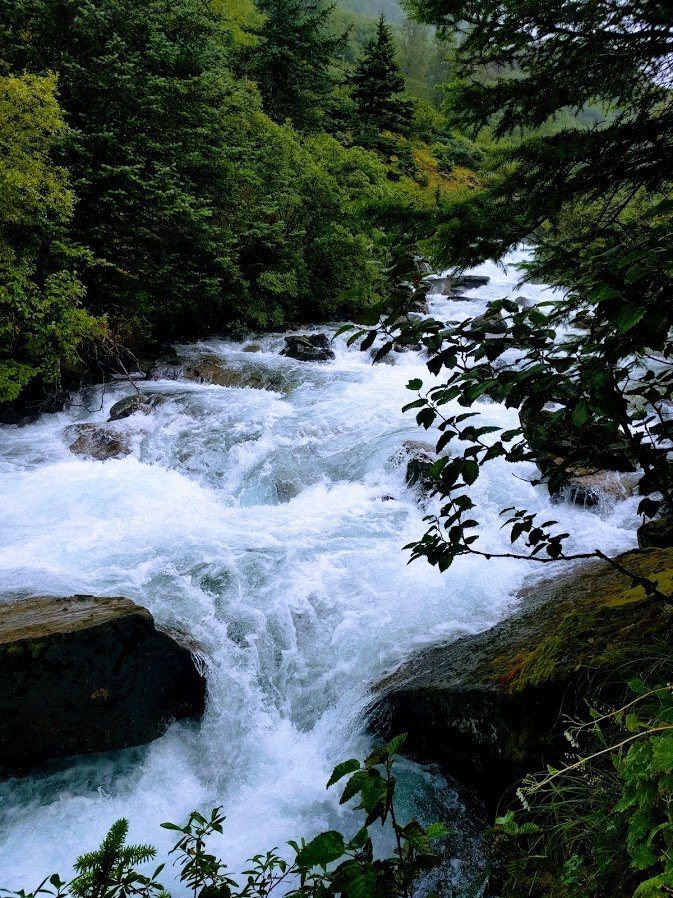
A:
[1,0,243,338]
[243,0,348,132]
[350,16,413,138]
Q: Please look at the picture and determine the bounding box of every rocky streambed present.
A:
[0,251,647,892]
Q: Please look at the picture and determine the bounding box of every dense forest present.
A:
[1,0,673,896]
[0,0,460,413]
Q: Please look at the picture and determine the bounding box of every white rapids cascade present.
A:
[0,251,640,893]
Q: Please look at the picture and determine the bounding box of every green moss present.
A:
[488,549,673,693]
[27,639,45,659]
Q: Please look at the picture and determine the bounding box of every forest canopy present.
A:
[0,0,458,408]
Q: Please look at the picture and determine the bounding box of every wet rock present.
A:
[410,296,429,314]
[555,469,639,508]
[109,371,146,382]
[514,295,534,310]
[184,358,242,386]
[453,275,490,290]
[243,343,263,353]
[468,309,508,336]
[0,594,206,774]
[401,440,436,491]
[426,274,490,294]
[638,516,673,549]
[108,393,160,421]
[281,334,335,362]
[425,277,469,300]
[66,424,131,461]
[406,456,434,490]
[370,348,396,366]
[148,351,182,379]
[151,356,290,391]
[374,548,673,794]
[426,276,455,296]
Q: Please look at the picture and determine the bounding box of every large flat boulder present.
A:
[0,595,206,775]
[373,548,673,795]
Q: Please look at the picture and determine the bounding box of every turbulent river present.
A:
[0,251,640,892]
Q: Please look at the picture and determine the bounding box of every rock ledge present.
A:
[373,548,673,794]
[0,595,206,774]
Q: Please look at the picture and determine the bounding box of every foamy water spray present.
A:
[0,252,638,891]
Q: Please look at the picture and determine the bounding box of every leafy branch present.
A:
[3,737,450,898]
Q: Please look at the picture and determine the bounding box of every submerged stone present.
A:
[0,594,206,775]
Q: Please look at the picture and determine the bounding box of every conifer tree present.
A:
[350,16,413,138]
[243,0,348,132]
[1,0,243,337]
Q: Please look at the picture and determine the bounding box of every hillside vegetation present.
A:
[0,0,461,413]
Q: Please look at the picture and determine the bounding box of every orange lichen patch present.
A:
[90,687,110,702]
[495,650,533,688]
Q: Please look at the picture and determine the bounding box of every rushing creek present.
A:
[0,251,640,892]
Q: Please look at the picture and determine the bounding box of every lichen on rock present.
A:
[373,548,673,794]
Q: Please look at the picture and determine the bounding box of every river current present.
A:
[0,251,639,892]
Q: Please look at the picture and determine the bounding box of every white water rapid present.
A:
[0,251,640,893]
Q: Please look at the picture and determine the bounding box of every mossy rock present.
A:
[108,393,163,422]
[638,516,673,548]
[373,549,673,795]
[280,334,335,362]
[0,595,206,775]
[151,355,293,392]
